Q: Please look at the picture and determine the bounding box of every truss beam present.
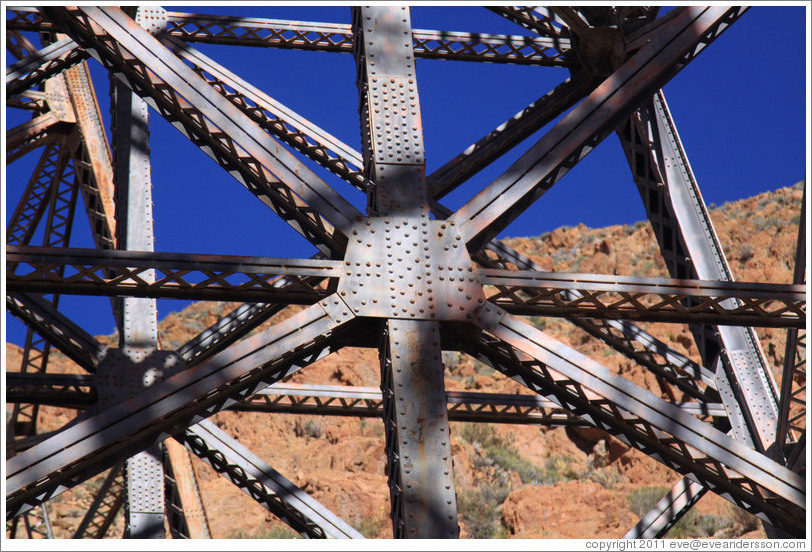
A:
[165,37,367,191]
[625,478,707,539]
[5,37,88,99]
[427,73,598,200]
[451,7,746,250]
[162,11,572,66]
[6,300,354,518]
[6,245,340,303]
[41,5,360,256]
[620,91,780,451]
[472,307,804,534]
[7,112,69,164]
[72,465,125,539]
[178,420,362,538]
[481,268,805,328]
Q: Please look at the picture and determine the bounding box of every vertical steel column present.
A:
[776,187,806,462]
[353,6,459,538]
[110,9,164,538]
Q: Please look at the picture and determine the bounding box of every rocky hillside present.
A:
[6,182,804,539]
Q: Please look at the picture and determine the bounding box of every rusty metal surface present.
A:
[5,5,805,540]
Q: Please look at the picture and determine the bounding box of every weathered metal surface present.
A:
[481,268,805,328]
[625,478,707,539]
[5,37,88,99]
[472,306,804,533]
[162,11,572,65]
[5,4,805,541]
[6,245,340,302]
[6,299,354,517]
[451,7,747,250]
[179,420,363,539]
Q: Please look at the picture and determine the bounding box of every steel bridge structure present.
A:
[4,5,807,540]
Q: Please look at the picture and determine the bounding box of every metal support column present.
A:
[353,6,458,538]
[110,8,164,537]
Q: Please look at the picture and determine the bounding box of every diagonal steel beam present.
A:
[7,143,63,246]
[471,306,804,534]
[624,477,707,539]
[485,7,567,41]
[166,37,367,191]
[164,438,210,539]
[6,298,356,518]
[7,112,70,164]
[6,37,88,99]
[178,419,362,538]
[72,465,125,539]
[8,89,49,112]
[41,5,361,256]
[6,294,103,373]
[62,61,117,253]
[619,91,780,452]
[439,207,719,398]
[427,73,599,200]
[450,7,747,251]
[7,28,41,60]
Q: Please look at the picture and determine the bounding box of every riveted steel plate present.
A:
[135,6,167,35]
[338,217,484,320]
[126,447,164,514]
[95,348,185,408]
[367,76,424,166]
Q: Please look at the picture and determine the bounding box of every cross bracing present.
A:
[4,5,806,539]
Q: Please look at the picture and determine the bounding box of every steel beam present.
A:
[7,112,69,164]
[480,268,805,328]
[109,41,166,536]
[177,255,329,367]
[164,438,210,539]
[7,137,78,445]
[7,28,40,59]
[6,294,102,373]
[178,420,362,538]
[5,37,88,99]
[166,37,367,191]
[427,73,599,200]
[353,6,458,537]
[450,7,747,250]
[72,465,126,539]
[6,245,341,302]
[619,91,780,452]
[6,299,355,518]
[6,372,95,409]
[233,383,724,424]
[624,477,707,539]
[163,11,572,66]
[472,306,804,534]
[776,188,806,460]
[62,61,117,253]
[485,7,568,41]
[41,5,360,256]
[7,143,63,246]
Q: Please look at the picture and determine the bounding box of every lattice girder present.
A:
[5,4,806,540]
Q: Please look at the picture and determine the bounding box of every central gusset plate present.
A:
[338,217,485,320]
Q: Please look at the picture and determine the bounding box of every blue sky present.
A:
[4,5,809,346]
